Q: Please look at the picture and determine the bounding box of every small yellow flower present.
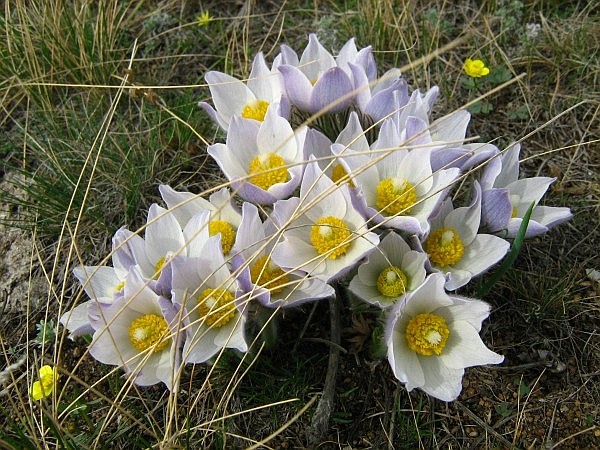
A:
[30,365,59,401]
[463,58,490,78]
[197,11,213,27]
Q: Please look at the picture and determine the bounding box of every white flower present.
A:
[423,182,509,290]
[337,118,459,236]
[88,268,182,391]
[208,104,307,205]
[386,273,504,401]
[307,111,369,183]
[171,236,247,364]
[349,231,427,308]
[232,202,334,308]
[480,143,572,238]
[199,52,286,130]
[114,204,215,297]
[60,226,140,338]
[159,185,241,255]
[270,156,379,282]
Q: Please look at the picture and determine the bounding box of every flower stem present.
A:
[306,285,343,446]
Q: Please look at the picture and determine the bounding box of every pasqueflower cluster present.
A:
[60,34,571,400]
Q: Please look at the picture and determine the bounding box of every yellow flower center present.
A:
[376,266,409,297]
[128,314,170,353]
[405,313,450,356]
[376,178,417,216]
[248,153,290,191]
[114,281,125,292]
[241,99,270,122]
[331,163,355,188]
[250,255,289,294]
[424,227,464,267]
[310,216,352,259]
[209,220,236,254]
[197,288,236,328]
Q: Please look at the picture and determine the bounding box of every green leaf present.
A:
[478,201,535,297]
[468,100,494,115]
[489,65,512,84]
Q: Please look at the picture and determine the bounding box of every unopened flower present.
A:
[463,58,490,78]
[349,232,427,308]
[276,34,374,114]
[30,365,59,401]
[386,274,504,401]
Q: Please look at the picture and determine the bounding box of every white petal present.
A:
[440,320,504,369]
[495,143,521,188]
[207,143,247,179]
[159,184,212,226]
[205,71,255,125]
[454,234,509,278]
[145,204,185,265]
[419,356,464,401]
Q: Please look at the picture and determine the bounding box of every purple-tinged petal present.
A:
[60,302,95,338]
[300,33,336,81]
[348,62,371,111]
[481,188,512,232]
[278,64,313,112]
[310,67,354,113]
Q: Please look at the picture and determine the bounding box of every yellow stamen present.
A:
[376,266,408,297]
[250,255,289,294]
[197,288,236,328]
[376,178,417,216]
[114,281,125,292]
[154,256,166,280]
[248,153,289,190]
[331,163,355,188]
[241,99,269,122]
[310,216,352,259]
[405,313,449,356]
[424,227,464,267]
[209,220,236,254]
[128,314,170,353]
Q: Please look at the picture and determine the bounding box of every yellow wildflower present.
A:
[30,365,59,401]
[463,58,490,78]
[197,11,213,27]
